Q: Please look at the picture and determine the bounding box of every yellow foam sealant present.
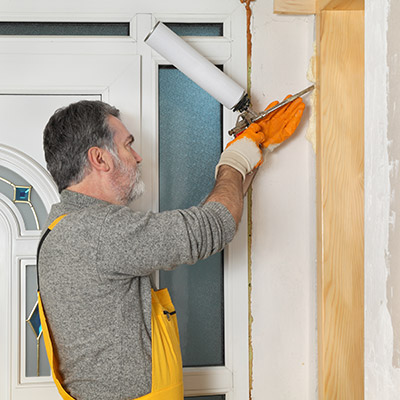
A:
[306,42,317,153]
[239,0,255,398]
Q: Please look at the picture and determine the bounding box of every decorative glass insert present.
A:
[165,23,223,36]
[15,185,31,202]
[0,166,47,230]
[159,65,224,367]
[27,301,42,338]
[26,301,42,377]
[25,265,50,377]
[0,22,130,36]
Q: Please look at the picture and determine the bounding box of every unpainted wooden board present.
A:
[318,0,334,10]
[273,0,316,14]
[274,0,363,14]
[324,0,364,10]
[316,7,364,400]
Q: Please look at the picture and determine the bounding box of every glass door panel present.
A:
[159,65,224,367]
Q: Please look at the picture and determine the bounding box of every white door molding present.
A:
[0,145,59,213]
[0,1,242,19]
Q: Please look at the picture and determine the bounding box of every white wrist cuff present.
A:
[215,137,262,180]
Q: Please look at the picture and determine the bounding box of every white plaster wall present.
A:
[365,0,400,398]
[250,2,317,399]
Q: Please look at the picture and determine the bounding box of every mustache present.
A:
[134,164,142,180]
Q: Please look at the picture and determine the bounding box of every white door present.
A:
[0,33,141,400]
[0,10,249,400]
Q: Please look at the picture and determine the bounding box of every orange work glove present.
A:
[215,95,305,180]
[257,95,305,151]
[226,121,266,149]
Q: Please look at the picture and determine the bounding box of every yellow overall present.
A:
[37,215,184,400]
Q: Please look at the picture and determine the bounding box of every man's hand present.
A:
[215,122,264,180]
[215,95,306,180]
[258,96,305,151]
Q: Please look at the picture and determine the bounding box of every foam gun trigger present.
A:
[229,85,315,137]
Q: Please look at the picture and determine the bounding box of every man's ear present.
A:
[87,147,112,172]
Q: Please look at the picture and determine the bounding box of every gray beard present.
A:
[110,154,145,205]
[126,164,145,203]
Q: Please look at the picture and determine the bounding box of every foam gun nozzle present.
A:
[228,85,315,137]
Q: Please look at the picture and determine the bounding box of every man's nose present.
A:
[134,151,143,164]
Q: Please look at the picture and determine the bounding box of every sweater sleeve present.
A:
[96,201,236,278]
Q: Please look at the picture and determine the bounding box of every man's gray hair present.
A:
[43,100,120,193]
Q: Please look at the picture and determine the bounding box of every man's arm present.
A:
[205,165,244,227]
[208,95,305,227]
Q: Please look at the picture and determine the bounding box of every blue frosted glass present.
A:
[159,66,224,367]
[159,67,222,210]
[0,22,129,36]
[165,23,223,36]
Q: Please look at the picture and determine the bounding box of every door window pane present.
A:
[0,22,129,36]
[165,23,223,36]
[158,65,224,367]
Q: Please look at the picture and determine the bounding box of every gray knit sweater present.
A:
[38,190,236,400]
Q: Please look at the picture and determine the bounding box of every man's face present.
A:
[107,115,145,205]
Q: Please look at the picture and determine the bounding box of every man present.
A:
[39,98,305,400]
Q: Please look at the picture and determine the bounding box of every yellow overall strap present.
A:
[38,292,76,400]
[37,214,74,400]
[48,214,68,230]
